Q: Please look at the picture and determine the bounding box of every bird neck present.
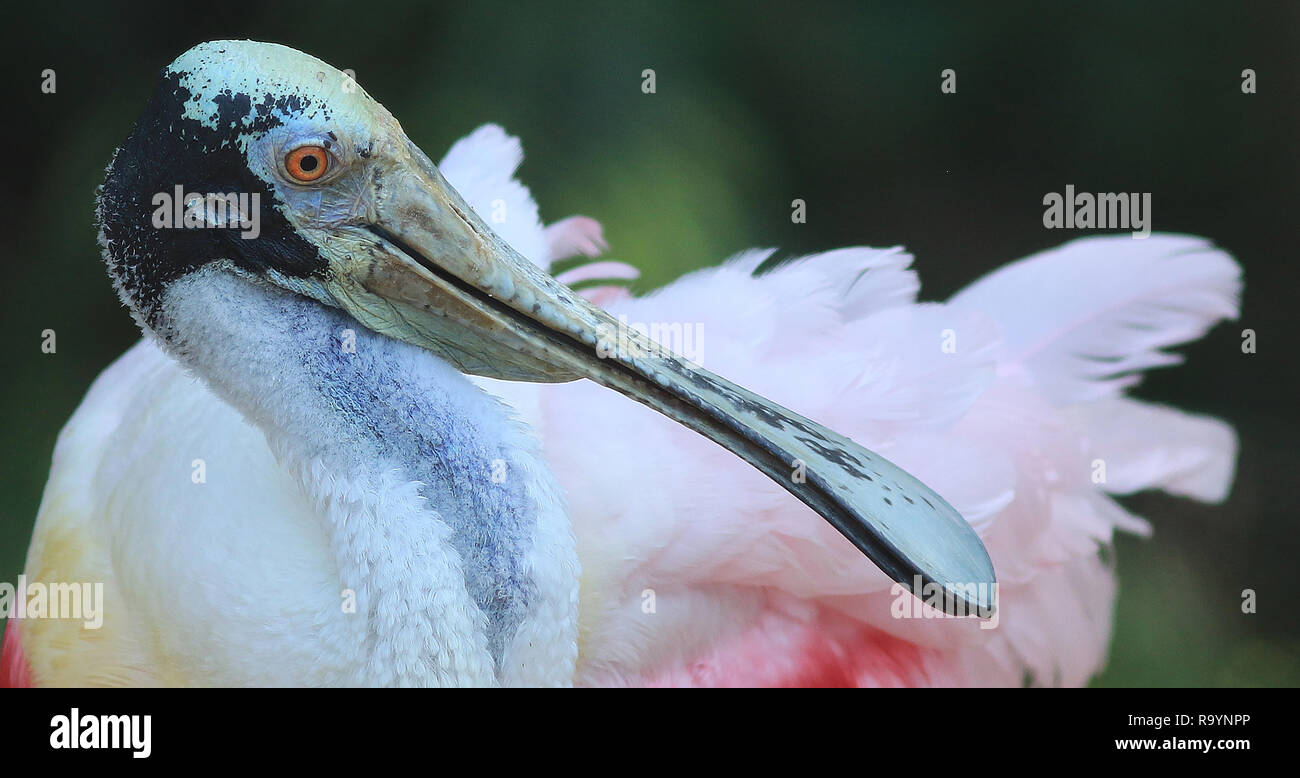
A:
[152,266,579,686]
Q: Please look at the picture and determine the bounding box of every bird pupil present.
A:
[300,154,319,172]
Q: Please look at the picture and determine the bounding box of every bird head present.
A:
[97,40,996,615]
[99,39,585,381]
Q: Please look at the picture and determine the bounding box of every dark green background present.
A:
[0,1,1295,685]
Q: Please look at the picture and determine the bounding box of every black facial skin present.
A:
[97,68,328,328]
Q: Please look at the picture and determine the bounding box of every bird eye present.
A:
[285,145,331,182]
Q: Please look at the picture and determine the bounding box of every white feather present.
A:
[1068,398,1237,502]
[949,235,1241,403]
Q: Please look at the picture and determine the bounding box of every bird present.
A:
[1,40,1239,687]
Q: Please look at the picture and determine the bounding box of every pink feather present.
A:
[521,228,1240,686]
[1,621,31,688]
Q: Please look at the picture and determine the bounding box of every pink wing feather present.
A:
[441,126,1241,687]
[532,236,1238,687]
[1,621,32,688]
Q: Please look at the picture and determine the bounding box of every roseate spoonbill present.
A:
[1,41,1238,687]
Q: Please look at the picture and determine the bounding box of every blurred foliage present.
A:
[0,0,1295,686]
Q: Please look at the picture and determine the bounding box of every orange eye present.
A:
[285,145,330,182]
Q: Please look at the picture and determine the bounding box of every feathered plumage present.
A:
[4,123,1239,687]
